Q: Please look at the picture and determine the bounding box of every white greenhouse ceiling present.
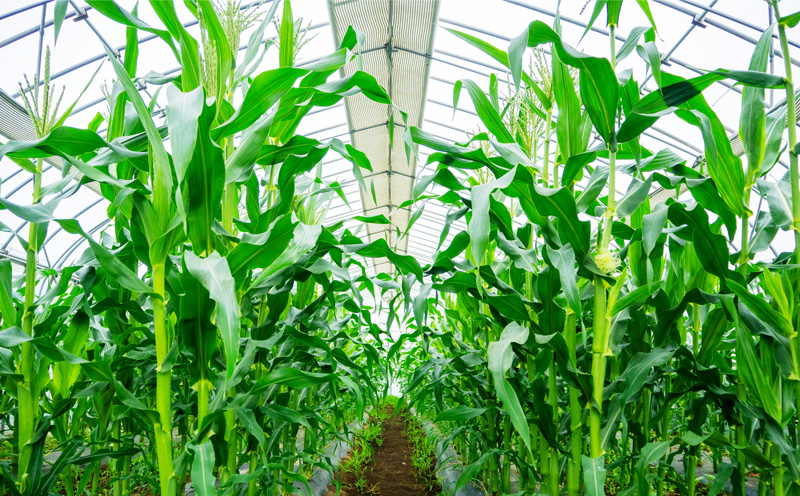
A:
[2,0,800,276]
[328,0,439,277]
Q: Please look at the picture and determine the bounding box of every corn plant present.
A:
[1,2,799,496]
[0,1,420,495]
[399,2,800,496]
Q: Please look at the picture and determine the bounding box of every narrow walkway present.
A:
[326,407,441,496]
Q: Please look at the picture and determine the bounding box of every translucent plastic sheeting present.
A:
[1,0,800,278]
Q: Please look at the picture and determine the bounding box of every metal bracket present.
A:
[691,14,707,28]
[72,4,88,21]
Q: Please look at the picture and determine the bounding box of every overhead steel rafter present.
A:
[1,0,798,274]
[443,3,800,206]
[327,0,440,278]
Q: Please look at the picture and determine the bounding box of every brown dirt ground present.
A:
[325,407,443,496]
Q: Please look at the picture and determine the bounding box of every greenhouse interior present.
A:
[3,0,800,495]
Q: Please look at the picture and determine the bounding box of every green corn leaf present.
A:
[184,251,240,380]
[487,322,531,454]
[577,59,619,147]
[729,281,794,339]
[58,218,153,293]
[149,0,202,91]
[711,69,786,89]
[179,264,216,393]
[734,318,783,424]
[635,442,670,496]
[446,28,551,109]
[668,203,739,284]
[683,177,738,239]
[780,10,800,27]
[457,80,514,143]
[227,116,275,184]
[196,0,232,103]
[611,282,661,316]
[531,185,592,258]
[346,238,423,281]
[618,346,676,404]
[248,222,322,290]
[748,210,778,257]
[546,244,581,314]
[236,408,265,448]
[234,0,282,82]
[165,85,204,184]
[576,165,610,213]
[685,108,747,216]
[53,312,90,398]
[0,126,107,161]
[214,68,308,138]
[452,80,462,119]
[279,0,294,67]
[413,283,433,330]
[636,0,658,32]
[353,214,393,225]
[637,41,663,88]
[562,151,597,187]
[580,1,608,42]
[53,0,69,44]
[642,202,668,255]
[190,442,217,496]
[618,73,719,142]
[757,177,793,230]
[455,451,495,493]
[435,406,488,422]
[228,215,297,275]
[0,327,32,347]
[760,106,788,176]
[496,232,537,270]
[616,26,651,63]
[0,261,15,328]
[485,293,531,321]
[708,464,735,496]
[553,52,583,163]
[469,167,516,267]
[491,139,536,168]
[180,99,225,254]
[619,67,784,144]
[582,455,607,496]
[509,21,618,145]
[85,0,179,58]
[104,44,173,229]
[616,175,654,218]
[255,368,336,390]
[261,404,312,430]
[740,25,774,178]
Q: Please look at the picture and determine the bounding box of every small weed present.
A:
[338,405,388,496]
[404,414,441,493]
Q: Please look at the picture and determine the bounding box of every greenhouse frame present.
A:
[1,0,800,495]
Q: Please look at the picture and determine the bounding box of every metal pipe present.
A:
[70,0,118,56]
[53,218,111,268]
[9,3,320,98]
[652,0,800,65]
[35,4,46,83]
[41,197,105,246]
[679,0,800,52]
[0,0,53,21]
[641,0,719,88]
[439,17,511,42]
[503,0,741,94]
[0,4,89,50]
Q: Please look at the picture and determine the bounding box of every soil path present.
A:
[325,407,441,496]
